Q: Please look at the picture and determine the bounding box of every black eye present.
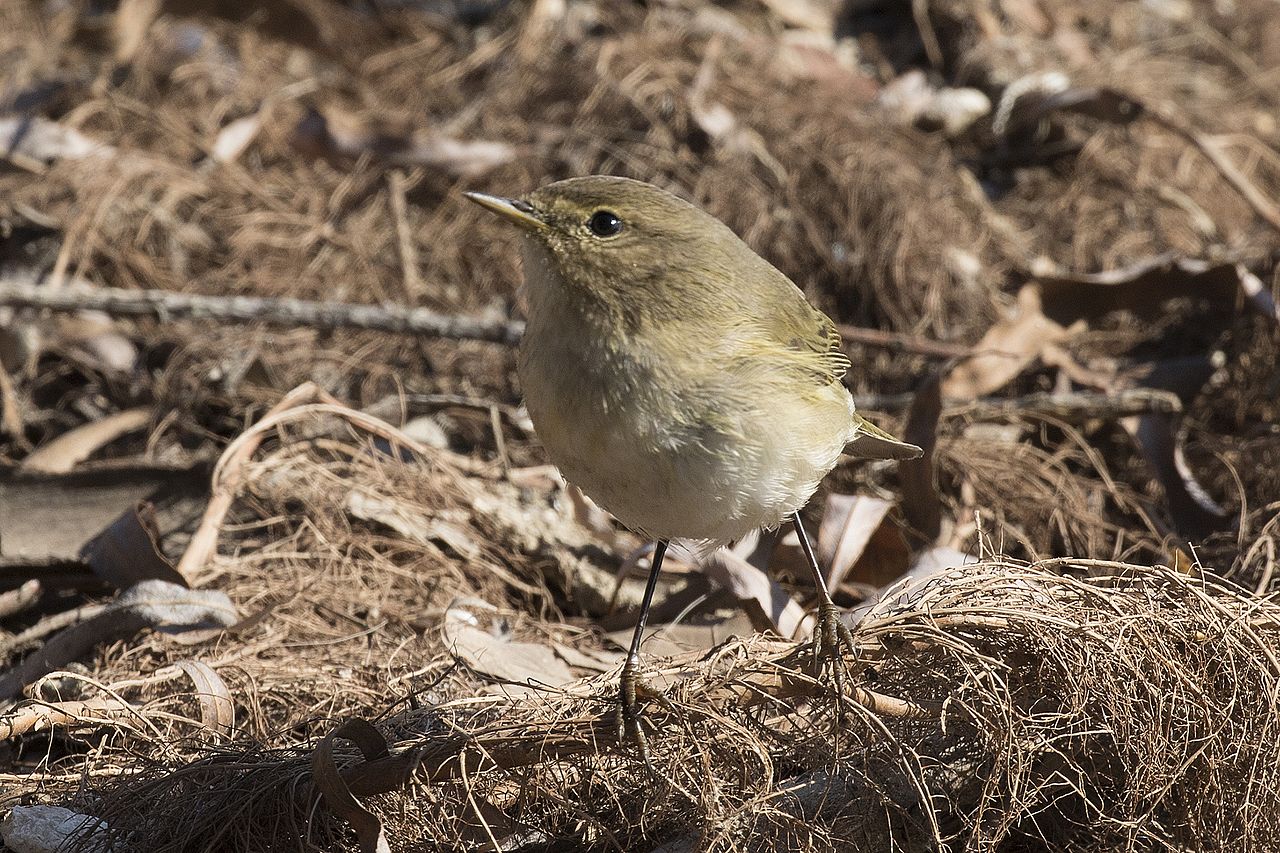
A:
[587,210,623,237]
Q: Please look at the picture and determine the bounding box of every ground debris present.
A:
[1,0,1279,849]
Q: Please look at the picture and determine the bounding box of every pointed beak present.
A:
[464,191,545,231]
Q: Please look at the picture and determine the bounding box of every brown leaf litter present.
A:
[1,0,1280,849]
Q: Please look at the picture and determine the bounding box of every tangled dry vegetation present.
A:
[1,0,1280,850]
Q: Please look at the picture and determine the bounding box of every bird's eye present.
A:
[586,210,623,237]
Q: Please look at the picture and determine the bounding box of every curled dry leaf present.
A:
[444,599,575,696]
[0,580,237,700]
[171,660,235,736]
[1125,414,1229,539]
[20,409,152,475]
[941,285,1072,400]
[79,501,188,590]
[291,106,515,176]
[699,547,812,639]
[1123,357,1228,539]
[818,494,893,592]
[311,719,391,853]
[113,579,238,630]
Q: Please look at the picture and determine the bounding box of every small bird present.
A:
[466,176,921,760]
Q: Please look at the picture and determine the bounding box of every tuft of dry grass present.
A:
[81,557,1280,852]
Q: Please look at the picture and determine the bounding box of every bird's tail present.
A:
[843,412,923,460]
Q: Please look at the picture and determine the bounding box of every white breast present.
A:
[515,239,851,547]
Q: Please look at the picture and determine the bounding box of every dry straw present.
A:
[75,555,1280,851]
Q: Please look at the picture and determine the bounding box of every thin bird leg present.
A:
[617,539,669,769]
[790,512,858,699]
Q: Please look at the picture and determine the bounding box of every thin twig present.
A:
[837,323,973,359]
[387,170,422,300]
[852,388,1182,421]
[0,277,525,345]
[0,274,970,358]
[0,579,41,620]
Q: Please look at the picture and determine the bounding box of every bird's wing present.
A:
[844,413,923,460]
[743,260,922,461]
[746,264,851,387]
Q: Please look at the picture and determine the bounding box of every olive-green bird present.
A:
[466,176,921,762]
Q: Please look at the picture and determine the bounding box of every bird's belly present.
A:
[518,344,849,543]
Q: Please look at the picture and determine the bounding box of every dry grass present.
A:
[82,549,1280,851]
[2,0,1280,849]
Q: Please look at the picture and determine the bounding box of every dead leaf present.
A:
[162,605,273,647]
[699,547,813,639]
[172,660,234,736]
[818,494,893,592]
[312,719,391,853]
[942,284,1071,399]
[21,408,152,474]
[52,311,138,373]
[292,107,515,176]
[0,116,114,168]
[113,579,238,631]
[1125,413,1228,539]
[0,580,237,700]
[0,462,207,564]
[210,114,262,164]
[844,521,913,589]
[605,613,756,659]
[345,491,480,560]
[1001,85,1144,137]
[898,374,943,543]
[1038,255,1244,324]
[1122,357,1228,539]
[79,501,188,590]
[444,600,574,696]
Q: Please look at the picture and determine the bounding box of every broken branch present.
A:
[0,277,525,345]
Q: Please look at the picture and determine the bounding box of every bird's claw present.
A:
[810,600,858,701]
[615,657,670,771]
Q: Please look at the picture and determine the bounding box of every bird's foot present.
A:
[615,657,672,771]
[809,599,859,701]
